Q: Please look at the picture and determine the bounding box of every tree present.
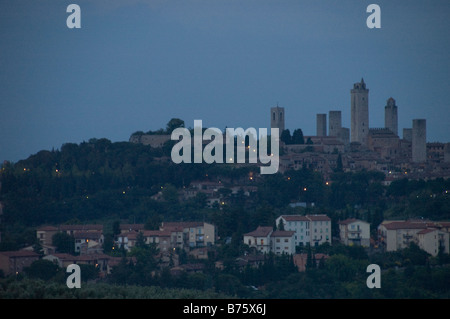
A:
[280,129,292,145]
[112,220,121,237]
[24,259,60,280]
[277,218,285,231]
[335,153,343,172]
[292,129,305,144]
[166,118,185,134]
[162,183,179,204]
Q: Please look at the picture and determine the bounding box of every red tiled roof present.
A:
[244,226,273,237]
[271,230,295,237]
[162,222,204,229]
[307,214,331,221]
[338,218,367,225]
[281,214,331,222]
[281,215,309,222]
[381,221,429,230]
[36,225,58,231]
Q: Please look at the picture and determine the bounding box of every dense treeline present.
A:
[1,136,450,250]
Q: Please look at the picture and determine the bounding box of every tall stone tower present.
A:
[384,97,398,136]
[328,110,342,137]
[270,105,285,133]
[316,114,327,136]
[412,119,426,163]
[350,78,369,145]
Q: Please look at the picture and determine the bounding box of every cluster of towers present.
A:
[270,78,428,163]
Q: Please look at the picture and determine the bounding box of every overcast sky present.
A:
[1,0,449,162]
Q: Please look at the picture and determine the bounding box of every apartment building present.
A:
[378,220,450,256]
[338,218,371,247]
[275,214,332,247]
[243,226,296,255]
[117,222,216,252]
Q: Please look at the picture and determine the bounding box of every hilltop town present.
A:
[131,79,450,182]
[0,79,449,298]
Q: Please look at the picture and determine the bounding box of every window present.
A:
[284,239,289,243]
[276,238,280,243]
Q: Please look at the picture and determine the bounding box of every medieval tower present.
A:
[412,119,426,162]
[350,78,369,145]
[270,105,285,133]
[385,97,398,136]
[316,114,327,136]
[328,110,342,137]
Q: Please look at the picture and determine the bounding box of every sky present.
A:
[1,0,449,162]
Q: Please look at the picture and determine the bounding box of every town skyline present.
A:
[1,0,449,163]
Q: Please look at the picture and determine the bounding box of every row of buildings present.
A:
[378,219,450,256]
[243,215,450,258]
[36,221,216,256]
[1,216,450,276]
[243,215,369,255]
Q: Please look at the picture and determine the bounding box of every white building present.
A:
[338,218,371,247]
[243,227,296,255]
[378,220,450,256]
[243,226,273,254]
[275,214,332,247]
[271,231,296,255]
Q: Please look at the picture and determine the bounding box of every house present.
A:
[275,214,332,247]
[243,226,273,254]
[271,230,296,255]
[116,221,216,252]
[36,226,58,246]
[119,224,145,234]
[117,230,172,252]
[161,222,216,248]
[378,219,450,256]
[243,227,296,255]
[59,224,103,236]
[73,231,104,255]
[417,228,442,257]
[338,218,371,247]
[0,250,40,275]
